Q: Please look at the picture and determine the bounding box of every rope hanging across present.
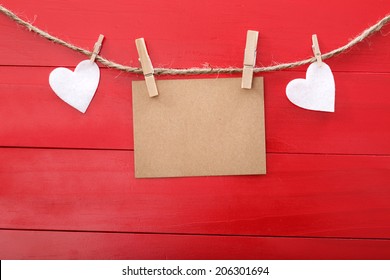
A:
[0,4,389,75]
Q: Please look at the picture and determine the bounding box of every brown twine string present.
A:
[0,4,389,75]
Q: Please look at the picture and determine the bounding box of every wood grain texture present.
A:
[1,0,390,259]
[1,68,390,154]
[0,0,389,72]
[1,148,389,238]
[0,67,133,149]
[1,229,390,260]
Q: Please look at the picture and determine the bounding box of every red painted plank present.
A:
[0,67,134,149]
[1,229,390,260]
[1,148,389,239]
[265,72,390,155]
[0,0,389,72]
[1,67,390,155]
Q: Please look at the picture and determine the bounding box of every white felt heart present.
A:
[286,62,335,112]
[49,60,100,113]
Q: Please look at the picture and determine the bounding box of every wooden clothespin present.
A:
[135,38,158,97]
[241,30,259,89]
[90,34,104,63]
[312,34,322,66]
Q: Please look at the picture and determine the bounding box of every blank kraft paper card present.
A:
[132,77,266,178]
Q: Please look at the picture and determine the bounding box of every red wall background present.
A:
[1,0,390,259]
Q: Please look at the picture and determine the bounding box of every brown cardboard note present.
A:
[132,77,266,178]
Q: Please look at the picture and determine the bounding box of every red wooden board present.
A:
[0,0,389,72]
[1,229,390,260]
[0,0,390,259]
[1,68,390,154]
[1,148,390,238]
